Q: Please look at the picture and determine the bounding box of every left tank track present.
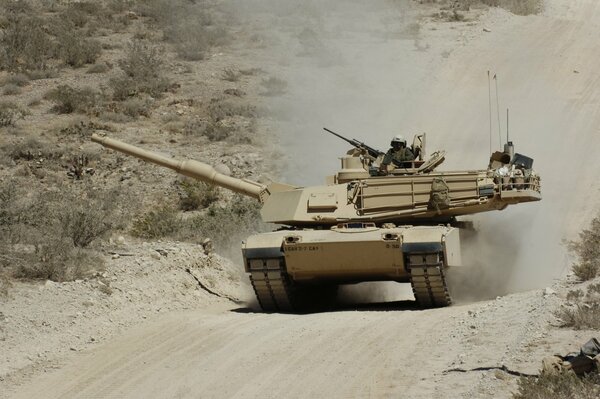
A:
[248,257,294,312]
[405,250,452,308]
[247,256,338,313]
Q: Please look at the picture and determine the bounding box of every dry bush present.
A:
[513,372,600,399]
[568,215,600,281]
[207,98,256,121]
[177,195,263,250]
[130,204,179,239]
[480,0,543,15]
[260,77,288,96]
[138,0,228,61]
[2,136,55,161]
[177,180,220,211]
[0,13,53,72]
[110,40,170,100]
[1,73,30,87]
[0,101,26,127]
[45,84,102,114]
[54,29,101,67]
[0,181,118,281]
[86,62,111,74]
[555,283,600,330]
[222,68,241,82]
[2,83,20,95]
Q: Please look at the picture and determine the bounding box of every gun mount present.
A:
[92,132,541,312]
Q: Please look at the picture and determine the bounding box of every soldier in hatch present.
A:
[378,135,416,173]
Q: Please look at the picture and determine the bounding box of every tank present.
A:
[91,132,541,312]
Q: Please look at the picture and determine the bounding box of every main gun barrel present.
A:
[91,134,266,201]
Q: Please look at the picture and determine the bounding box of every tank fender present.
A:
[401,226,461,267]
[242,232,287,272]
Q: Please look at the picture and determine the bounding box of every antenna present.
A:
[506,108,509,144]
[487,71,492,154]
[493,74,502,148]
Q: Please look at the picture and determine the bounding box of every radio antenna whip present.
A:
[487,71,492,154]
[493,74,502,147]
[506,108,510,143]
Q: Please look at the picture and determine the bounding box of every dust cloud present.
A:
[230,1,600,304]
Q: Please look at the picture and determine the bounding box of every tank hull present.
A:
[242,225,461,312]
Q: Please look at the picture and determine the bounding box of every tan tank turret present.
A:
[91,132,541,312]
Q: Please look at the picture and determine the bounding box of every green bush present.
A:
[45,84,101,114]
[568,216,600,281]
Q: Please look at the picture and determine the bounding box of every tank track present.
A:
[248,257,294,312]
[406,251,452,308]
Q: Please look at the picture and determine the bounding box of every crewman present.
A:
[378,135,415,173]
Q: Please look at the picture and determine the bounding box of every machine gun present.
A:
[324,127,384,160]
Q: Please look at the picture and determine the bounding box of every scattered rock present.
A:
[483,27,491,32]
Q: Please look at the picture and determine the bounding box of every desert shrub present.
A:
[86,62,110,74]
[555,284,600,330]
[54,30,101,67]
[138,0,228,61]
[222,68,241,82]
[260,77,287,96]
[513,371,600,399]
[2,73,29,87]
[45,84,101,114]
[2,83,20,95]
[107,0,134,14]
[481,0,543,15]
[0,13,53,72]
[110,40,170,100]
[120,97,153,118]
[13,238,102,281]
[177,180,220,211]
[60,195,116,248]
[0,181,118,281]
[3,136,45,161]
[178,195,262,249]
[130,204,179,239]
[568,215,600,281]
[26,69,58,80]
[207,98,256,121]
[62,8,89,28]
[0,101,25,127]
[203,121,234,142]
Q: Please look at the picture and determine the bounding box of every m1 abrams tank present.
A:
[91,131,541,312]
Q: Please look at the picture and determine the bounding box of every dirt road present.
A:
[9,1,600,398]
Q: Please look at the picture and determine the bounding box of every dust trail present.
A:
[231,1,600,302]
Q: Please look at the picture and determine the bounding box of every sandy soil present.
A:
[4,0,600,398]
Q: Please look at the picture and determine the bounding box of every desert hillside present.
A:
[1,1,600,398]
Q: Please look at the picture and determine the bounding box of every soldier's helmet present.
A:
[391,135,407,147]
